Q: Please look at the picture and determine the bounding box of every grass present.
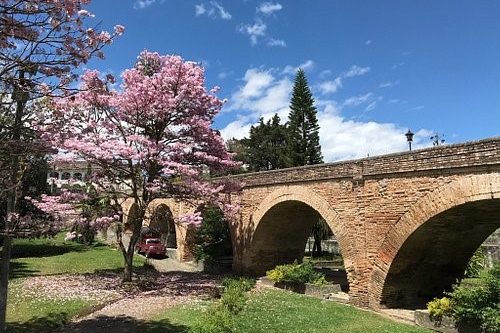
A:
[5,234,146,332]
[9,233,145,278]
[3,236,433,333]
[154,289,432,333]
[6,279,98,333]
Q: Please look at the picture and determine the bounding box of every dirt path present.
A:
[49,271,219,333]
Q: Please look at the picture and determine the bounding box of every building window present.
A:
[73,172,83,181]
[61,172,71,180]
[49,172,59,179]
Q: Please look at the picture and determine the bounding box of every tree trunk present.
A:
[0,70,27,333]
[0,237,12,333]
[312,236,322,257]
[123,250,134,282]
[116,205,143,283]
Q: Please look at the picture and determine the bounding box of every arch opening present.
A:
[251,200,348,291]
[149,204,177,249]
[123,202,140,232]
[191,205,234,271]
[381,198,500,309]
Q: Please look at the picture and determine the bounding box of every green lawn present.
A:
[9,233,145,278]
[7,278,98,333]
[3,236,433,333]
[5,234,146,332]
[154,289,431,333]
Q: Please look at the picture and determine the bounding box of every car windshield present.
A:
[146,239,160,244]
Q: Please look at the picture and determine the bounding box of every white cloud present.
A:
[195,1,232,20]
[222,67,292,134]
[319,70,332,79]
[267,38,286,47]
[318,77,342,94]
[134,0,157,9]
[387,99,400,104]
[344,65,371,77]
[219,66,431,161]
[212,1,232,19]
[218,71,233,80]
[228,68,275,108]
[364,101,377,112]
[252,78,292,120]
[316,64,372,95]
[257,2,283,15]
[379,81,395,88]
[392,62,405,70]
[220,119,253,140]
[282,60,315,74]
[343,92,374,107]
[195,4,206,15]
[365,40,372,45]
[239,19,267,45]
[405,105,424,112]
[319,112,421,161]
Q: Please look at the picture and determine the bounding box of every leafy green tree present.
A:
[192,206,233,268]
[287,69,323,166]
[238,114,290,172]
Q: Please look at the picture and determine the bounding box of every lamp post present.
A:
[405,129,414,151]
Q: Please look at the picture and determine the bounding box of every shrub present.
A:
[266,261,326,285]
[192,206,232,265]
[427,297,453,319]
[190,306,235,333]
[222,277,256,292]
[464,248,486,278]
[190,277,255,333]
[449,264,499,333]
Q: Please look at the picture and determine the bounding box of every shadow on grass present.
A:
[89,265,221,298]
[9,261,40,279]
[7,314,189,333]
[11,242,107,259]
[6,313,70,333]
[62,315,189,333]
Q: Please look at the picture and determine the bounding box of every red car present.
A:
[135,237,166,258]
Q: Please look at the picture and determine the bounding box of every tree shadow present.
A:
[8,261,40,278]
[11,243,87,259]
[7,314,189,333]
[90,266,222,297]
[61,315,189,333]
[7,313,71,333]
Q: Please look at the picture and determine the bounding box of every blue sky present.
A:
[86,0,500,161]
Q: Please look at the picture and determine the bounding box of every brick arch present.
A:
[121,198,140,230]
[369,173,500,308]
[143,198,197,261]
[249,185,354,279]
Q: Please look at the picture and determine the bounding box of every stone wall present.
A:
[229,137,500,308]
[113,137,500,309]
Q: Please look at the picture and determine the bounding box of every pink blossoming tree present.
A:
[38,51,240,282]
[0,1,122,331]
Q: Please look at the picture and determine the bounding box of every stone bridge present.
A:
[124,137,500,309]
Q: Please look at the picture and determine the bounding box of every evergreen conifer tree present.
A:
[287,69,323,166]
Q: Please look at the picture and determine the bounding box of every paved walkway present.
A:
[145,256,203,273]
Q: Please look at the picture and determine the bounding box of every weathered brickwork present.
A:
[127,137,500,309]
[121,197,197,262]
[231,137,500,308]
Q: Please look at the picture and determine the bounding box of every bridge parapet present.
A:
[226,137,500,187]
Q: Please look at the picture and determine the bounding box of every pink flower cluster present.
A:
[34,50,241,237]
[0,0,124,95]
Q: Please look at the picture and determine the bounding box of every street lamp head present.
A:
[405,129,414,143]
